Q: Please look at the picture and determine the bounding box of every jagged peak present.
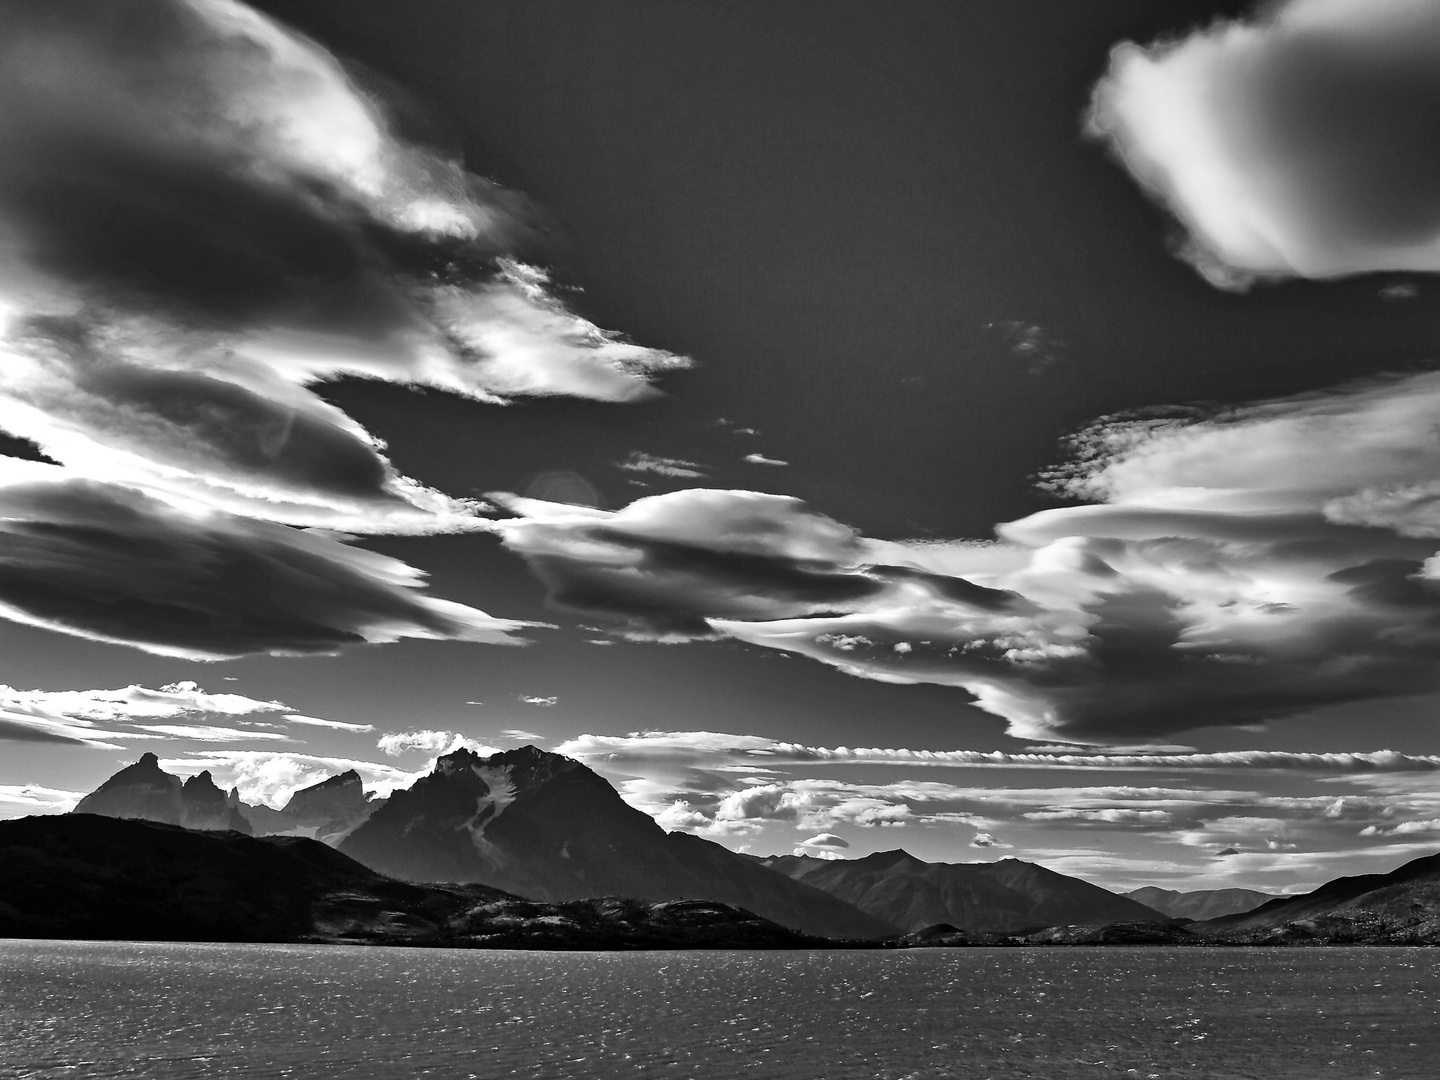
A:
[137,752,160,767]
[182,770,222,792]
[301,769,362,791]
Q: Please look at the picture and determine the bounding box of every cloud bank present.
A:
[0,0,684,656]
[1088,0,1440,286]
[0,679,292,746]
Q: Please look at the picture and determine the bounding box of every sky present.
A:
[8,0,1440,895]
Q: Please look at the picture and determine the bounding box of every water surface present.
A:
[3,941,1438,1078]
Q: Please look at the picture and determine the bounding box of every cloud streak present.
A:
[0,0,683,656]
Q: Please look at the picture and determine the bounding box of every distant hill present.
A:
[1125,886,1272,921]
[753,849,1170,934]
[1196,851,1440,944]
[0,815,857,950]
[338,746,895,940]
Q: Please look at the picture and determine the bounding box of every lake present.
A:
[2,941,1437,1078]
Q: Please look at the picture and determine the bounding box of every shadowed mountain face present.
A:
[753,850,1170,934]
[74,754,250,834]
[0,815,844,949]
[337,746,896,940]
[241,769,381,843]
[1197,851,1440,945]
[1126,886,1272,921]
[72,756,380,840]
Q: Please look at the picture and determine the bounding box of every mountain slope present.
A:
[754,849,1170,934]
[73,754,250,833]
[1197,851,1440,944]
[1126,886,1272,921]
[0,815,845,949]
[242,769,381,843]
[338,746,895,940]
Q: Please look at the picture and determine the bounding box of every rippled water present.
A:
[3,941,1438,1079]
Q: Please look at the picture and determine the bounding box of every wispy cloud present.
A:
[0,679,290,746]
[743,453,788,467]
[616,452,707,479]
[518,695,558,708]
[0,0,682,657]
[284,714,375,733]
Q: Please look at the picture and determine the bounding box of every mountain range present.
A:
[1195,851,1440,944]
[1125,886,1272,921]
[753,849,1170,934]
[80,745,1399,943]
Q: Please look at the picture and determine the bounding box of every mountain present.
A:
[1125,886,1272,921]
[752,849,1170,934]
[73,753,250,834]
[72,755,381,840]
[0,815,847,949]
[241,769,381,843]
[1197,850,1440,944]
[338,745,896,940]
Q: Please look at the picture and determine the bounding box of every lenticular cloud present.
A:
[1088,0,1440,287]
[0,0,683,655]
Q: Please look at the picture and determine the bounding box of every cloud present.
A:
[500,728,545,742]
[1088,0,1440,286]
[0,679,292,746]
[557,730,1440,775]
[0,783,86,818]
[377,729,500,757]
[985,320,1066,375]
[971,831,1009,848]
[284,714,375,733]
[796,831,849,850]
[0,0,683,654]
[0,473,536,658]
[499,372,1440,742]
[743,454,789,467]
[617,452,707,479]
[518,695,558,707]
[161,749,427,808]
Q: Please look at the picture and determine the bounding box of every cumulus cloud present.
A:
[161,749,425,807]
[376,729,500,757]
[1088,0,1440,286]
[0,0,683,655]
[971,831,1010,848]
[0,679,291,746]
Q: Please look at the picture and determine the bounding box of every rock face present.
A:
[179,771,252,833]
[1196,851,1440,944]
[1125,886,1272,921]
[0,815,842,949]
[243,769,380,843]
[72,753,250,833]
[338,746,896,940]
[753,849,1170,934]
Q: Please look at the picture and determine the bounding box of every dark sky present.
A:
[7,0,1440,892]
